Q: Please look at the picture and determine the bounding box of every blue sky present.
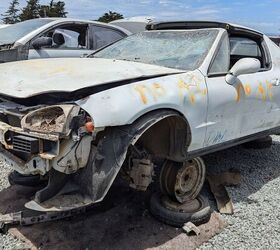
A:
[0,0,279,34]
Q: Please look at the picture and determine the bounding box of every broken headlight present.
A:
[21,105,80,135]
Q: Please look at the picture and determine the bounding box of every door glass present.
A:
[229,37,264,68]
[93,26,125,49]
[36,25,88,49]
[209,35,230,74]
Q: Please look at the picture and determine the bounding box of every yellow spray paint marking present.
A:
[151,83,165,100]
[178,79,190,100]
[244,84,252,96]
[134,83,166,104]
[135,85,148,104]
[189,94,196,104]
[257,82,266,101]
[266,81,273,100]
[235,84,242,102]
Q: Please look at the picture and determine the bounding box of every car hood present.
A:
[0,58,183,98]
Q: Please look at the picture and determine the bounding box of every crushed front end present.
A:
[0,102,99,211]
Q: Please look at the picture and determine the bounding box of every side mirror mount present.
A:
[32,37,53,50]
[226,58,261,85]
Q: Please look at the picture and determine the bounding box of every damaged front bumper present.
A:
[0,110,93,176]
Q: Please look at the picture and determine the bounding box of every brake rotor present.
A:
[160,157,206,203]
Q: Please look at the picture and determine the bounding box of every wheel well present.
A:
[135,110,191,162]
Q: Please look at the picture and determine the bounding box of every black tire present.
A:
[149,192,211,227]
[243,136,272,149]
[8,171,47,187]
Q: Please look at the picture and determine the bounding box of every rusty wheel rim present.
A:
[160,157,206,203]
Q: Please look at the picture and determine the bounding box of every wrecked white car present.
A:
[1,21,280,227]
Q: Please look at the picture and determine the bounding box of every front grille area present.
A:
[12,135,39,154]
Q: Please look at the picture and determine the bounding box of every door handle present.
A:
[272,78,280,86]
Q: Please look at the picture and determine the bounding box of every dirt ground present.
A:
[0,178,226,250]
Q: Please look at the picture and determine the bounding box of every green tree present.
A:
[19,0,40,21]
[1,0,20,24]
[39,0,67,18]
[97,11,123,23]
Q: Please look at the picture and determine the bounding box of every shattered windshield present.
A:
[94,29,218,70]
[0,19,53,45]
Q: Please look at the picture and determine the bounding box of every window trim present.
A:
[207,31,272,78]
[90,24,127,50]
[207,32,229,77]
[29,21,90,50]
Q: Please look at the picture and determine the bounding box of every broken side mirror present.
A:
[32,37,53,50]
[226,58,261,85]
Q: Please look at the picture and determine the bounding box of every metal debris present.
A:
[182,222,201,236]
[207,169,241,214]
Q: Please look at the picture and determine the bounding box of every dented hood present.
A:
[0,58,183,98]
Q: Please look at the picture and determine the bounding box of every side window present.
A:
[229,37,266,69]
[36,24,88,49]
[209,35,230,74]
[92,25,126,50]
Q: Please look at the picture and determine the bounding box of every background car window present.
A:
[39,25,88,49]
[93,26,125,49]
[209,35,230,74]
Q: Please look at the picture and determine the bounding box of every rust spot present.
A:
[135,85,148,104]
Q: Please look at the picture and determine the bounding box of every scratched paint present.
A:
[205,130,227,146]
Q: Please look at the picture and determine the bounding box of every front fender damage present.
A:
[28,110,188,212]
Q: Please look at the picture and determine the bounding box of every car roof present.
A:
[146,21,264,39]
[38,17,132,35]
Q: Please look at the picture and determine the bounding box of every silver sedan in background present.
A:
[0,18,131,63]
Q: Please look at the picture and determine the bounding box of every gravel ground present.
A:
[1,136,280,249]
[0,164,26,250]
[200,135,280,250]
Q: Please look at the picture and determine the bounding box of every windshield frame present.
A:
[92,29,219,71]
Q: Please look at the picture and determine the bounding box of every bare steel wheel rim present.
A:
[160,157,206,203]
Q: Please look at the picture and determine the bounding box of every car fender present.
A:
[76,69,208,151]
